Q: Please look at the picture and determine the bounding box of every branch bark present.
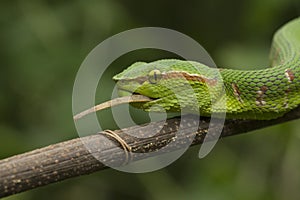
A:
[1,107,300,198]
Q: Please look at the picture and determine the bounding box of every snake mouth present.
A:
[117,89,157,100]
[117,88,134,96]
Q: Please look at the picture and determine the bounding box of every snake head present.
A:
[113,59,219,113]
[113,60,172,98]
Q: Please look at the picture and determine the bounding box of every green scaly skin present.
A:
[113,18,300,120]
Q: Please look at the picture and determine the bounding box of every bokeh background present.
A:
[1,0,300,199]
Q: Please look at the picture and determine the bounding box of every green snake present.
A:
[113,18,300,120]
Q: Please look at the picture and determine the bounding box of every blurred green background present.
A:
[1,0,300,199]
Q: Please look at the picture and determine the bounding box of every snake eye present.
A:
[148,69,162,84]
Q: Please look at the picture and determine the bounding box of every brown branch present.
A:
[1,107,300,198]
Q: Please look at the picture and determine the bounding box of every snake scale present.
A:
[113,18,300,120]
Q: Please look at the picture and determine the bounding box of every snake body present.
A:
[113,18,300,120]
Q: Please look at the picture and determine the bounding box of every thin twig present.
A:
[73,95,151,120]
[1,106,300,198]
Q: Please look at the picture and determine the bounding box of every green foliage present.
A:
[1,0,300,199]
